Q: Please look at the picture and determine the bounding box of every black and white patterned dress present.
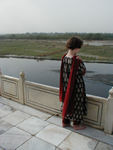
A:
[62,56,87,124]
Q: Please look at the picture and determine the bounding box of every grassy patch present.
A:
[81,45,113,58]
[0,39,65,56]
[0,39,113,62]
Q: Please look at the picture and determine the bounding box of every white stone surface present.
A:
[0,96,51,120]
[0,110,10,118]
[2,110,30,125]
[0,127,31,150]
[47,115,62,127]
[25,81,61,114]
[16,137,55,150]
[72,126,113,146]
[3,80,17,96]
[0,147,4,150]
[104,87,113,134]
[0,103,13,112]
[0,103,14,118]
[0,96,11,105]
[0,120,13,135]
[59,132,98,150]
[0,96,113,150]
[22,105,52,120]
[17,116,49,135]
[36,124,71,146]
[0,96,24,110]
[56,148,62,150]
[95,142,113,150]
[18,72,25,104]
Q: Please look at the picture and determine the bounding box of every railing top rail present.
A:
[1,74,19,81]
[25,80,59,92]
[87,94,107,102]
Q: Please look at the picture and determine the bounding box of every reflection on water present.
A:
[0,58,112,98]
[86,74,113,86]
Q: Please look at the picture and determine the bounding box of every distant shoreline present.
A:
[0,55,113,64]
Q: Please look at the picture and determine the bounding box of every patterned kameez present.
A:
[59,54,87,125]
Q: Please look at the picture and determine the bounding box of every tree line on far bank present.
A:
[0,32,113,40]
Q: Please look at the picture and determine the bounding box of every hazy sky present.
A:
[0,0,113,34]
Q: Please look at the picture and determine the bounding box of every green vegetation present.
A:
[0,39,113,62]
[0,39,65,56]
[81,45,113,58]
[0,32,113,40]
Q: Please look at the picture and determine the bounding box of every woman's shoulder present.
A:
[74,56,85,67]
[75,56,83,63]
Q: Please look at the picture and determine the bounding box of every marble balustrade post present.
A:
[18,72,25,104]
[104,87,113,134]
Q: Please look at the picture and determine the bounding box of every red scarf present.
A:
[59,54,80,120]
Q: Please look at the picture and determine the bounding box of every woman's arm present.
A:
[78,59,86,76]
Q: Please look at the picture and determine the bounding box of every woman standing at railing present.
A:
[59,37,87,130]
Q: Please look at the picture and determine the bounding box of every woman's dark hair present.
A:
[66,37,83,50]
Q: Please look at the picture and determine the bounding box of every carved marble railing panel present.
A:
[24,81,61,114]
[0,73,25,104]
[1,75,19,102]
[84,95,107,129]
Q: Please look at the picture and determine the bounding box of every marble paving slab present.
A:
[0,97,24,110]
[22,105,52,120]
[0,96,52,120]
[0,147,5,150]
[0,103,14,112]
[56,148,62,150]
[36,124,71,146]
[0,96,11,105]
[47,115,62,127]
[0,109,10,118]
[17,116,50,135]
[0,103,14,118]
[59,132,98,150]
[0,120,13,135]
[16,137,55,150]
[0,127,31,150]
[68,126,113,146]
[2,110,31,125]
[95,142,113,150]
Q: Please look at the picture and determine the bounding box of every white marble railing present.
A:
[0,72,113,134]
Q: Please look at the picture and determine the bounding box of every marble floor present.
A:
[0,96,113,150]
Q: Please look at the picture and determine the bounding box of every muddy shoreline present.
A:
[0,55,113,64]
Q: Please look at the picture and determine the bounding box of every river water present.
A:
[0,58,113,98]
